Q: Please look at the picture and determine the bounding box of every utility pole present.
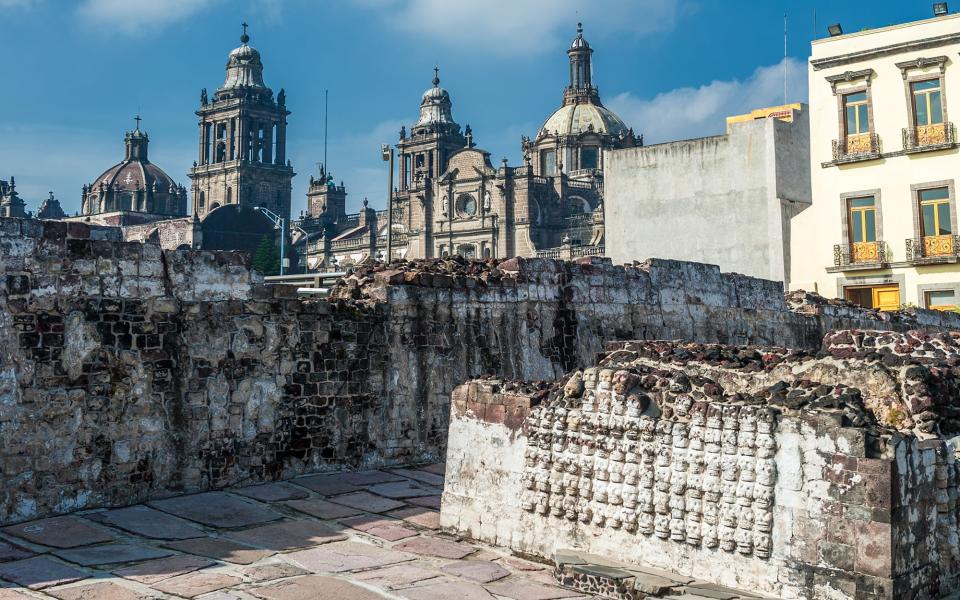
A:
[381,144,394,263]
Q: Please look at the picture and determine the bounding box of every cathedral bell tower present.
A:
[189,24,295,221]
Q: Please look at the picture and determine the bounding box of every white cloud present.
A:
[76,0,220,35]
[0,0,37,9]
[606,58,809,144]
[359,0,681,56]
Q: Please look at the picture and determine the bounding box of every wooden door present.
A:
[871,285,900,311]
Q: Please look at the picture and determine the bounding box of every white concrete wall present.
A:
[604,111,810,286]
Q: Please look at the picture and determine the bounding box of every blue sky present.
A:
[0,0,940,216]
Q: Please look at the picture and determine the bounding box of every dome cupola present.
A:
[414,68,460,134]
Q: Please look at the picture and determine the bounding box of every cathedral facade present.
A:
[299,24,638,270]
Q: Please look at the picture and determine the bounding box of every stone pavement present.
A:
[0,465,761,599]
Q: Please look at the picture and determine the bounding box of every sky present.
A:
[0,0,943,217]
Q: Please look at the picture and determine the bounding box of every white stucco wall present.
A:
[604,111,810,286]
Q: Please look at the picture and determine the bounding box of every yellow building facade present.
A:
[791,12,960,311]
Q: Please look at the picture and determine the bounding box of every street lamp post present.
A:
[381,144,394,263]
[254,206,287,276]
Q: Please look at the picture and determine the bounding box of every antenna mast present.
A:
[323,89,329,172]
[783,13,788,104]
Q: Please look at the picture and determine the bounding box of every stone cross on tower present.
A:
[134,115,142,131]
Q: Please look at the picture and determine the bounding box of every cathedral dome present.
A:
[82,122,186,217]
[91,159,177,195]
[537,102,629,138]
[90,128,178,194]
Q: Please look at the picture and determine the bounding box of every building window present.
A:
[919,186,952,256]
[541,150,557,176]
[580,147,598,170]
[913,79,944,126]
[457,244,476,259]
[848,196,878,262]
[925,289,958,311]
[226,187,232,204]
[844,91,869,136]
[198,191,205,211]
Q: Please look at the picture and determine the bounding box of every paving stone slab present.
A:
[53,542,172,566]
[677,585,741,600]
[0,541,32,562]
[149,492,282,529]
[231,482,309,503]
[626,566,694,585]
[328,491,406,514]
[0,516,114,548]
[226,520,347,551]
[0,590,37,599]
[341,470,407,486]
[113,554,216,585]
[484,581,584,600]
[441,560,510,583]
[553,550,585,566]
[151,572,242,598]
[283,498,363,520]
[194,593,243,600]
[367,481,441,499]
[630,572,682,595]
[571,564,633,580]
[164,537,274,565]
[387,507,441,530]
[417,463,446,476]
[249,575,390,599]
[399,581,495,600]
[47,581,155,600]
[0,556,88,589]
[352,564,447,589]
[386,468,445,487]
[499,557,546,571]
[341,516,418,541]
[85,505,204,540]
[238,561,310,582]
[404,495,441,510]
[289,474,361,496]
[285,540,414,573]
[394,537,476,559]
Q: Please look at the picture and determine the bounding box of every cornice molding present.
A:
[812,32,960,70]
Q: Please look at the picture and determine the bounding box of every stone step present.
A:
[552,549,766,599]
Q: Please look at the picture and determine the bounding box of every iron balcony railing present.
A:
[832,133,881,163]
[833,240,889,268]
[535,244,605,260]
[903,122,957,152]
[905,235,960,262]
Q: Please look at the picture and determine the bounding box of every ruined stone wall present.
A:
[4,217,960,527]
[364,257,960,460]
[0,218,389,523]
[440,337,960,600]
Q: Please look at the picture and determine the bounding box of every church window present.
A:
[457,193,477,217]
[457,244,476,259]
[216,142,226,163]
[226,187,233,204]
[580,147,598,170]
[541,150,557,176]
[199,191,205,211]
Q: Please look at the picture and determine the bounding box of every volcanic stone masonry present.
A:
[440,335,960,600]
[2,215,960,530]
